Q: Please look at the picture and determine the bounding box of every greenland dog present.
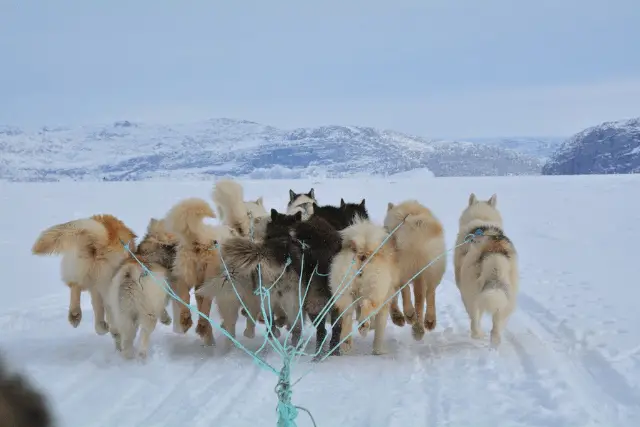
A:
[31,214,137,335]
[384,200,446,340]
[329,217,398,355]
[107,218,178,359]
[453,193,519,347]
[165,197,236,346]
[287,188,317,219]
[212,179,268,239]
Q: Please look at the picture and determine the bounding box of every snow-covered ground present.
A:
[1,174,639,427]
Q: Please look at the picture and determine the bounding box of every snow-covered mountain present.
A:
[542,117,640,175]
[0,119,544,181]
[463,136,565,160]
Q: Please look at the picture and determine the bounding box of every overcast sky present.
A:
[1,0,639,138]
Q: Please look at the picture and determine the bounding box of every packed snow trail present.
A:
[1,175,639,426]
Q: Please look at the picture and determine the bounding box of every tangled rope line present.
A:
[121,217,484,427]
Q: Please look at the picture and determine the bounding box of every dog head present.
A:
[144,218,179,245]
[340,198,369,224]
[459,193,503,229]
[340,217,389,263]
[245,197,268,219]
[287,188,317,218]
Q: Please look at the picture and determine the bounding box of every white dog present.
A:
[453,193,519,347]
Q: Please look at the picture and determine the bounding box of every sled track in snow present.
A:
[515,292,640,424]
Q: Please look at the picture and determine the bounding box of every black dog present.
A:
[312,198,369,230]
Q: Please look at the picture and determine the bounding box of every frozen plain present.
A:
[0,174,639,427]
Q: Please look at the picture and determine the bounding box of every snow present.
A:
[1,174,640,427]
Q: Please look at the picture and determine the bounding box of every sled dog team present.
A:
[31,179,519,360]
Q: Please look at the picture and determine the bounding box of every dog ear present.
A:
[387,202,394,211]
[270,208,278,220]
[488,193,497,207]
[359,199,365,208]
[294,211,302,221]
[308,188,315,200]
[256,196,264,206]
[468,193,478,206]
[340,198,346,208]
[289,189,296,202]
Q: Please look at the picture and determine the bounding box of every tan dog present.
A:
[107,218,178,359]
[329,217,399,355]
[212,179,268,238]
[31,214,137,335]
[384,200,446,340]
[164,197,235,346]
[453,193,519,347]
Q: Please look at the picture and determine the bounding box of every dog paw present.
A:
[95,321,109,335]
[340,337,353,354]
[358,321,371,337]
[275,315,287,328]
[424,316,437,331]
[390,310,406,327]
[68,309,82,328]
[270,327,281,339]
[404,308,416,325]
[122,348,135,360]
[490,331,502,348]
[179,312,193,333]
[196,323,215,346]
[411,323,425,341]
[160,309,172,325]
[372,345,387,356]
[471,329,485,340]
[243,327,256,339]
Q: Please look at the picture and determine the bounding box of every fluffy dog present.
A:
[165,197,235,346]
[0,354,54,427]
[453,193,519,347]
[384,200,446,340]
[287,188,316,219]
[312,198,369,230]
[329,217,398,355]
[107,218,178,359]
[211,234,304,346]
[31,214,137,335]
[212,179,268,239]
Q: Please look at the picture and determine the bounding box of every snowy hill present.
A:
[1,175,640,426]
[542,117,640,175]
[464,136,565,159]
[0,119,543,181]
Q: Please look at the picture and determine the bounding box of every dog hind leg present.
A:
[389,293,406,327]
[424,282,437,331]
[195,293,215,346]
[119,316,138,359]
[400,284,415,324]
[67,282,82,327]
[372,303,390,355]
[411,276,426,340]
[137,314,158,359]
[89,289,109,335]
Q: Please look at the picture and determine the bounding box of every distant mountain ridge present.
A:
[542,117,640,175]
[1,118,552,181]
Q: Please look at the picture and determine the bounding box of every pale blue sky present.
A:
[1,0,639,138]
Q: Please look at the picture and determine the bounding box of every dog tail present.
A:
[476,279,509,315]
[31,218,108,255]
[165,198,216,244]
[113,261,169,317]
[212,180,250,236]
[220,237,265,273]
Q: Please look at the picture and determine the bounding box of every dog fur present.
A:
[453,193,519,347]
[287,188,317,219]
[212,179,268,238]
[31,214,137,335]
[384,200,446,340]
[106,217,178,359]
[312,198,369,231]
[0,354,54,427]
[328,217,398,355]
[164,197,236,346]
